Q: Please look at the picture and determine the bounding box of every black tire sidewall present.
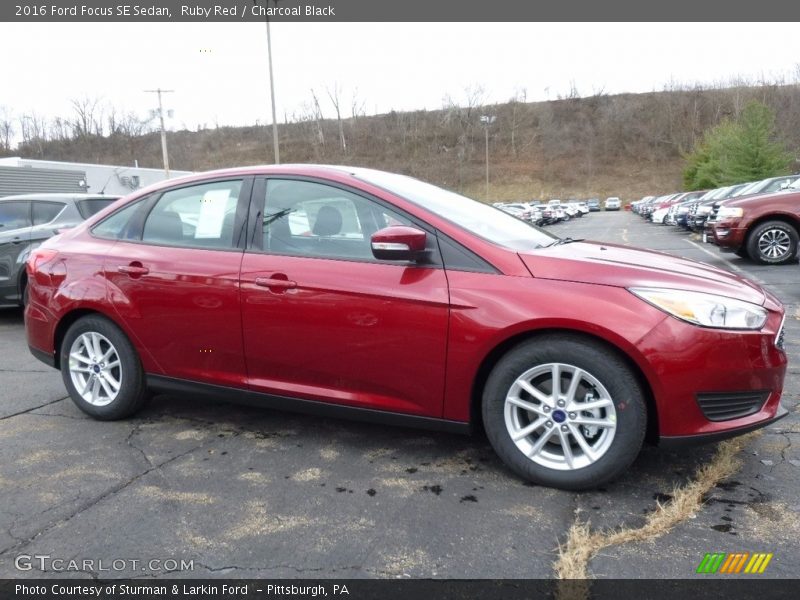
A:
[60,315,147,420]
[482,336,647,491]
[747,221,799,265]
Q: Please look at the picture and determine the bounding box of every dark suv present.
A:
[0,193,118,306]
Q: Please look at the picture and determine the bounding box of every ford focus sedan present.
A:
[24,166,787,490]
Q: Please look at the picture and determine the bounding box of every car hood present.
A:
[519,241,766,305]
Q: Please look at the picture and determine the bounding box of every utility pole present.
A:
[145,88,174,177]
[480,115,496,199]
[265,16,280,164]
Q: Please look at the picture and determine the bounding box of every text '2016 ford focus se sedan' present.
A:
[25,166,787,490]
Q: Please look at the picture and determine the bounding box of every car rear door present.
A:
[103,177,252,388]
[0,200,32,304]
[238,177,449,417]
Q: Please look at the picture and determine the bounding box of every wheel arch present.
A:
[53,308,118,370]
[470,328,660,443]
[17,269,28,306]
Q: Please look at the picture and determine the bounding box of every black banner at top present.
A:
[2,0,798,22]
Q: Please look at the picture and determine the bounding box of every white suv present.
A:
[604,197,621,211]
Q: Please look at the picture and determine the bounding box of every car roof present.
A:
[0,193,120,201]
[117,164,406,200]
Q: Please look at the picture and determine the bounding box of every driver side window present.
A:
[262,179,411,261]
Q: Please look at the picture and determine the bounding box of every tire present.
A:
[745,221,799,265]
[482,335,647,491]
[60,315,148,420]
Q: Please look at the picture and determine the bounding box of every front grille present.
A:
[708,202,721,223]
[696,391,769,422]
[776,318,785,350]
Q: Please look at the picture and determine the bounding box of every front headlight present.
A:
[629,287,767,329]
[717,206,744,219]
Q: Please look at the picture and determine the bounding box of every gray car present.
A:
[0,193,119,307]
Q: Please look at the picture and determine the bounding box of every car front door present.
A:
[239,177,449,417]
[103,178,251,388]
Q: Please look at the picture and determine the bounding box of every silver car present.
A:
[0,193,119,307]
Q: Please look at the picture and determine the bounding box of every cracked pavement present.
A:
[0,211,797,579]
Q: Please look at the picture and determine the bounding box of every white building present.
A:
[0,157,192,197]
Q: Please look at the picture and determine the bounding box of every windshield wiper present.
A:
[263,207,294,226]
[546,237,583,247]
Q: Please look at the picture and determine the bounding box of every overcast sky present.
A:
[3,22,800,135]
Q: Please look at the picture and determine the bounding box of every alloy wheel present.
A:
[504,363,617,471]
[68,332,123,406]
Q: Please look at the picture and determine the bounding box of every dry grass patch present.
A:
[554,433,758,581]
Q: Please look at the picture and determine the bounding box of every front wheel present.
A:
[745,221,798,265]
[482,335,647,490]
[61,315,149,420]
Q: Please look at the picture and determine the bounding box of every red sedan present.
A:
[24,166,788,490]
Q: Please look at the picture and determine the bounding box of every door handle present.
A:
[254,276,297,290]
[117,264,150,276]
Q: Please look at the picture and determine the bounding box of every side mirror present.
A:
[370,226,427,261]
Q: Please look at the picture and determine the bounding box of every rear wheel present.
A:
[482,335,647,490]
[746,221,798,264]
[61,315,148,420]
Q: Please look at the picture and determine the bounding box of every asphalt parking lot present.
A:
[1,210,798,580]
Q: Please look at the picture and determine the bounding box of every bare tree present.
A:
[19,112,49,156]
[49,116,70,141]
[508,88,527,157]
[0,106,13,151]
[71,95,101,137]
[326,83,347,153]
[309,88,326,149]
[350,87,366,120]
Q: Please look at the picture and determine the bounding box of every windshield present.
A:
[784,177,800,191]
[354,170,558,251]
[731,181,760,197]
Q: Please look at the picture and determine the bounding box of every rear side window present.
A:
[76,198,116,219]
[92,200,145,239]
[32,201,66,225]
[142,180,242,249]
[0,201,31,230]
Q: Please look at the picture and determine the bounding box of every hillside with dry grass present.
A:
[4,83,800,202]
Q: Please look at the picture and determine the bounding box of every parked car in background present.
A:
[586,198,601,212]
[711,188,800,264]
[604,197,621,211]
[667,191,707,227]
[703,183,758,242]
[571,202,590,215]
[651,193,691,224]
[728,175,800,199]
[0,193,118,307]
[25,165,788,491]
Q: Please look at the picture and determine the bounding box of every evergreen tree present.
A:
[721,102,792,184]
[682,101,790,190]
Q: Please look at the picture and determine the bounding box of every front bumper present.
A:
[636,307,787,440]
[712,219,747,250]
[659,403,788,448]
